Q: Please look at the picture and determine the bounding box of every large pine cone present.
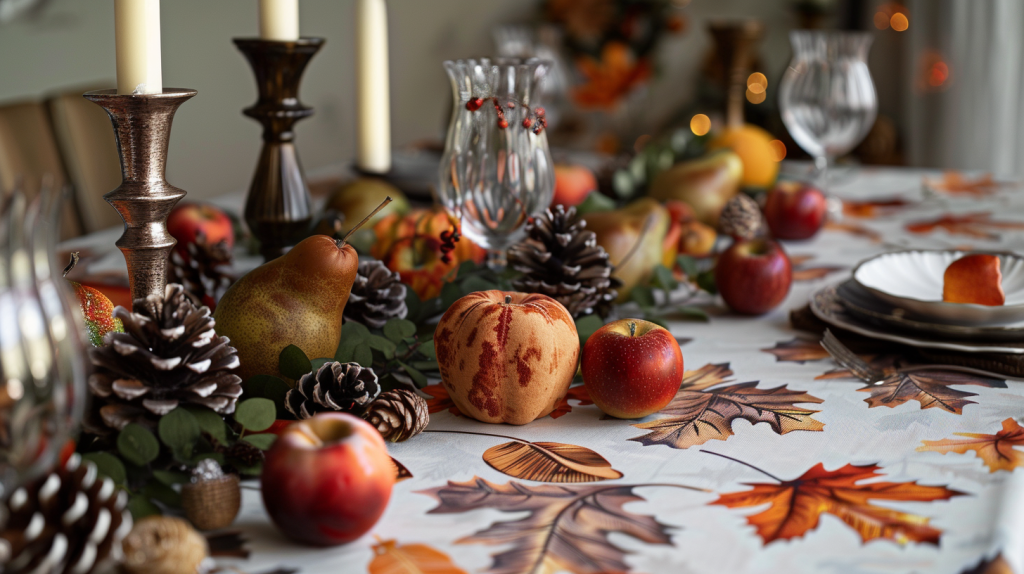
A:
[169,232,235,310]
[285,362,381,419]
[0,454,132,574]
[719,194,764,240]
[508,205,621,319]
[363,389,428,442]
[88,283,243,431]
[343,260,408,329]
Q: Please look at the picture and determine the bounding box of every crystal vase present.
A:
[437,58,555,269]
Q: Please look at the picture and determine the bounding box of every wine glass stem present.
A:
[485,248,507,271]
[815,155,830,193]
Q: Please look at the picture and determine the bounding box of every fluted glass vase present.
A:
[437,58,555,269]
[0,186,87,500]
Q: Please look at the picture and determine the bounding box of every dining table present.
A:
[59,162,1024,574]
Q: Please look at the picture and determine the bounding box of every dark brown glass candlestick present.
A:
[84,88,197,302]
[234,37,324,261]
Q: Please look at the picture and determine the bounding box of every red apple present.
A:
[581,319,683,419]
[715,238,792,315]
[167,202,234,256]
[261,413,395,546]
[763,181,827,240]
[552,164,598,208]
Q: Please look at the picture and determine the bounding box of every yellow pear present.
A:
[648,150,743,226]
[582,198,669,302]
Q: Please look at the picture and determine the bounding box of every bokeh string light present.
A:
[746,72,767,104]
[690,113,711,136]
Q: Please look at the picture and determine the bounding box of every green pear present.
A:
[582,198,670,302]
[648,150,743,226]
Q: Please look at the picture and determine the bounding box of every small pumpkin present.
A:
[434,291,579,425]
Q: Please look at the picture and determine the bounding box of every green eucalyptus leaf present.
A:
[417,339,436,360]
[457,260,478,278]
[279,345,312,380]
[353,344,374,367]
[310,358,331,372]
[396,361,428,388]
[671,305,710,322]
[234,463,263,477]
[384,319,417,343]
[242,433,278,450]
[575,191,616,215]
[575,314,604,347]
[696,269,717,294]
[367,335,397,358]
[142,481,181,508]
[184,406,228,445]
[158,408,201,460]
[153,470,190,486]
[82,452,127,485]
[116,424,159,467]
[127,496,161,520]
[411,360,439,372]
[676,255,699,279]
[234,398,276,432]
[404,288,422,322]
[460,275,498,294]
[630,285,657,309]
[441,282,462,309]
[652,265,679,292]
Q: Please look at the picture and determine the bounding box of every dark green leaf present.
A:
[127,496,161,520]
[575,314,604,347]
[676,255,699,279]
[242,433,278,450]
[158,408,201,460]
[396,361,428,388]
[404,288,422,323]
[441,281,462,309]
[411,360,439,372]
[353,343,374,367]
[310,357,331,372]
[184,406,228,445]
[574,191,616,215]
[670,305,710,322]
[153,470,190,486]
[457,260,479,278]
[142,481,181,508]
[652,265,678,292]
[384,319,417,343]
[234,463,263,477]
[630,285,657,309]
[82,452,127,485]
[460,275,498,294]
[341,321,371,340]
[279,345,312,380]
[696,270,717,294]
[367,335,397,358]
[417,339,436,360]
[234,398,276,432]
[116,424,159,467]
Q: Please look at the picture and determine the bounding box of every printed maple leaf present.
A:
[713,462,965,545]
[843,197,911,218]
[960,553,1014,574]
[906,212,1024,240]
[918,418,1024,472]
[824,220,882,242]
[419,477,689,574]
[630,363,824,448]
[422,384,462,417]
[761,338,831,363]
[786,255,846,282]
[369,538,468,574]
[550,385,594,419]
[924,172,1002,196]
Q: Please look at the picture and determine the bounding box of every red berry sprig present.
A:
[465,97,484,111]
[439,224,461,264]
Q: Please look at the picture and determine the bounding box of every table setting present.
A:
[3,1,1024,574]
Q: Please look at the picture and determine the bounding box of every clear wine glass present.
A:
[438,58,555,269]
[779,31,877,196]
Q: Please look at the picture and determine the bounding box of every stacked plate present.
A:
[810,250,1024,354]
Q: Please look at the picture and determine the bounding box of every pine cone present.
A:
[225,441,265,468]
[363,389,429,442]
[285,362,380,419]
[0,454,132,574]
[170,232,235,310]
[508,205,621,319]
[88,283,243,431]
[343,260,408,329]
[719,194,764,240]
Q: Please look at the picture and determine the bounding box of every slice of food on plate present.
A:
[943,254,1005,306]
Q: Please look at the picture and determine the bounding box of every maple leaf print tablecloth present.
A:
[222,166,1024,574]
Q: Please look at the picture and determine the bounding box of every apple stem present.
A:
[342,196,393,243]
[629,322,636,337]
[614,213,656,271]
[700,449,783,483]
[62,251,80,278]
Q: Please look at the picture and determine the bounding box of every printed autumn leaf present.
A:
[630,363,824,449]
[483,440,623,483]
[793,265,846,282]
[392,457,413,482]
[824,220,882,242]
[960,553,1014,574]
[550,385,595,419]
[924,171,1002,196]
[713,462,965,545]
[857,371,1004,414]
[918,418,1024,472]
[422,384,462,417]
[761,338,830,363]
[843,197,911,218]
[369,538,468,574]
[419,477,699,574]
[906,212,1024,240]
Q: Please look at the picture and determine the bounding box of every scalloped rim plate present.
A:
[852,250,1024,326]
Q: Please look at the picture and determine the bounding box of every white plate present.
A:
[852,250,1024,325]
[811,285,1024,354]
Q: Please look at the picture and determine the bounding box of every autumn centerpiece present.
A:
[434,291,580,425]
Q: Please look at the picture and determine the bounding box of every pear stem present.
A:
[614,212,656,271]
[63,251,80,278]
[342,196,393,243]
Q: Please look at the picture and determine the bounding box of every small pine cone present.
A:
[0,454,133,574]
[343,260,408,329]
[363,389,429,442]
[169,231,235,310]
[225,441,265,468]
[285,362,381,419]
[88,284,243,431]
[719,194,764,240]
[508,205,621,319]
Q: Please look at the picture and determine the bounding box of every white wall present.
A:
[0,0,806,200]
